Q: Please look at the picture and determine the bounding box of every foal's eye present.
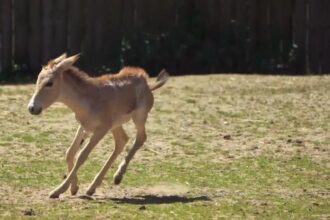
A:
[45,81,53,87]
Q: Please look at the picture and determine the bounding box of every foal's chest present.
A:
[75,113,101,132]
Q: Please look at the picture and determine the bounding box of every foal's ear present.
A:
[55,54,80,72]
[53,53,67,64]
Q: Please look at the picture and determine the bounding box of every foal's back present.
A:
[93,67,154,120]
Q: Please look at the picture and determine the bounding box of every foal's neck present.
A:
[58,69,96,117]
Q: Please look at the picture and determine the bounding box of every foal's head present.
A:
[28,53,80,115]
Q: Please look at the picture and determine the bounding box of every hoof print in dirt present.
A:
[223,135,231,140]
[23,209,35,216]
[139,205,147,210]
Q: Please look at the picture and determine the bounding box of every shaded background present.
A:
[0,0,329,80]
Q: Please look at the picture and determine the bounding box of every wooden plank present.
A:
[246,0,257,72]
[143,0,176,33]
[14,0,29,67]
[52,0,67,58]
[320,0,330,72]
[1,0,12,73]
[255,0,271,71]
[174,0,191,29]
[309,0,330,73]
[100,0,123,69]
[233,0,248,72]
[309,0,323,73]
[270,0,294,72]
[93,0,108,68]
[199,0,220,31]
[134,0,151,31]
[82,0,98,71]
[292,0,307,73]
[219,0,232,33]
[28,0,42,73]
[121,0,135,36]
[67,0,84,55]
[0,0,2,73]
[41,0,53,64]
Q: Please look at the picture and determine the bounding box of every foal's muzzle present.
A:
[28,105,42,115]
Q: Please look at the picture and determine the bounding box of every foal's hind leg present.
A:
[113,110,148,185]
[86,126,128,196]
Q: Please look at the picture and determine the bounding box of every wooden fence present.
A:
[0,0,329,77]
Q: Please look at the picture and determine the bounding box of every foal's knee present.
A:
[137,131,147,144]
[119,133,129,148]
[65,149,74,164]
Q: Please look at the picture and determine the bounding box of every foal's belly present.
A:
[75,110,133,132]
[112,113,132,128]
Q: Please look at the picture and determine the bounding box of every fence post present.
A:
[41,1,52,64]
[28,0,41,74]
[0,0,13,74]
[14,0,29,70]
[52,0,67,58]
[67,0,84,56]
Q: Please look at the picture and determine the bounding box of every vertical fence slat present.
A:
[67,0,84,55]
[102,0,124,70]
[233,0,248,72]
[219,0,232,33]
[93,0,107,68]
[321,0,330,72]
[270,0,294,72]
[52,0,67,58]
[28,0,42,74]
[246,0,257,72]
[28,0,41,74]
[121,0,135,36]
[0,0,2,73]
[1,0,12,73]
[309,0,323,73]
[256,0,271,71]
[292,0,307,73]
[14,0,28,68]
[310,0,330,73]
[82,0,97,71]
[41,1,53,64]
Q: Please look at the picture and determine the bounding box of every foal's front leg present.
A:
[49,127,108,198]
[65,125,89,195]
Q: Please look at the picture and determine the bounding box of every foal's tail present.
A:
[149,69,170,91]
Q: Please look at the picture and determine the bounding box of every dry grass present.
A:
[0,74,329,219]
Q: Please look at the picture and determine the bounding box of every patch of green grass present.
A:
[0,160,65,187]
[0,155,328,219]
[0,159,109,188]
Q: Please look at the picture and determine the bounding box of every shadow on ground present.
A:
[79,195,211,205]
[110,195,211,205]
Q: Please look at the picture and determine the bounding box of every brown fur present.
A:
[64,66,149,87]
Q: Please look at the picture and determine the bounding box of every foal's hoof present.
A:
[71,186,79,196]
[86,188,95,196]
[113,175,123,185]
[49,192,60,199]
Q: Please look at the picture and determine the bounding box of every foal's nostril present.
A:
[28,106,34,113]
[28,105,42,115]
